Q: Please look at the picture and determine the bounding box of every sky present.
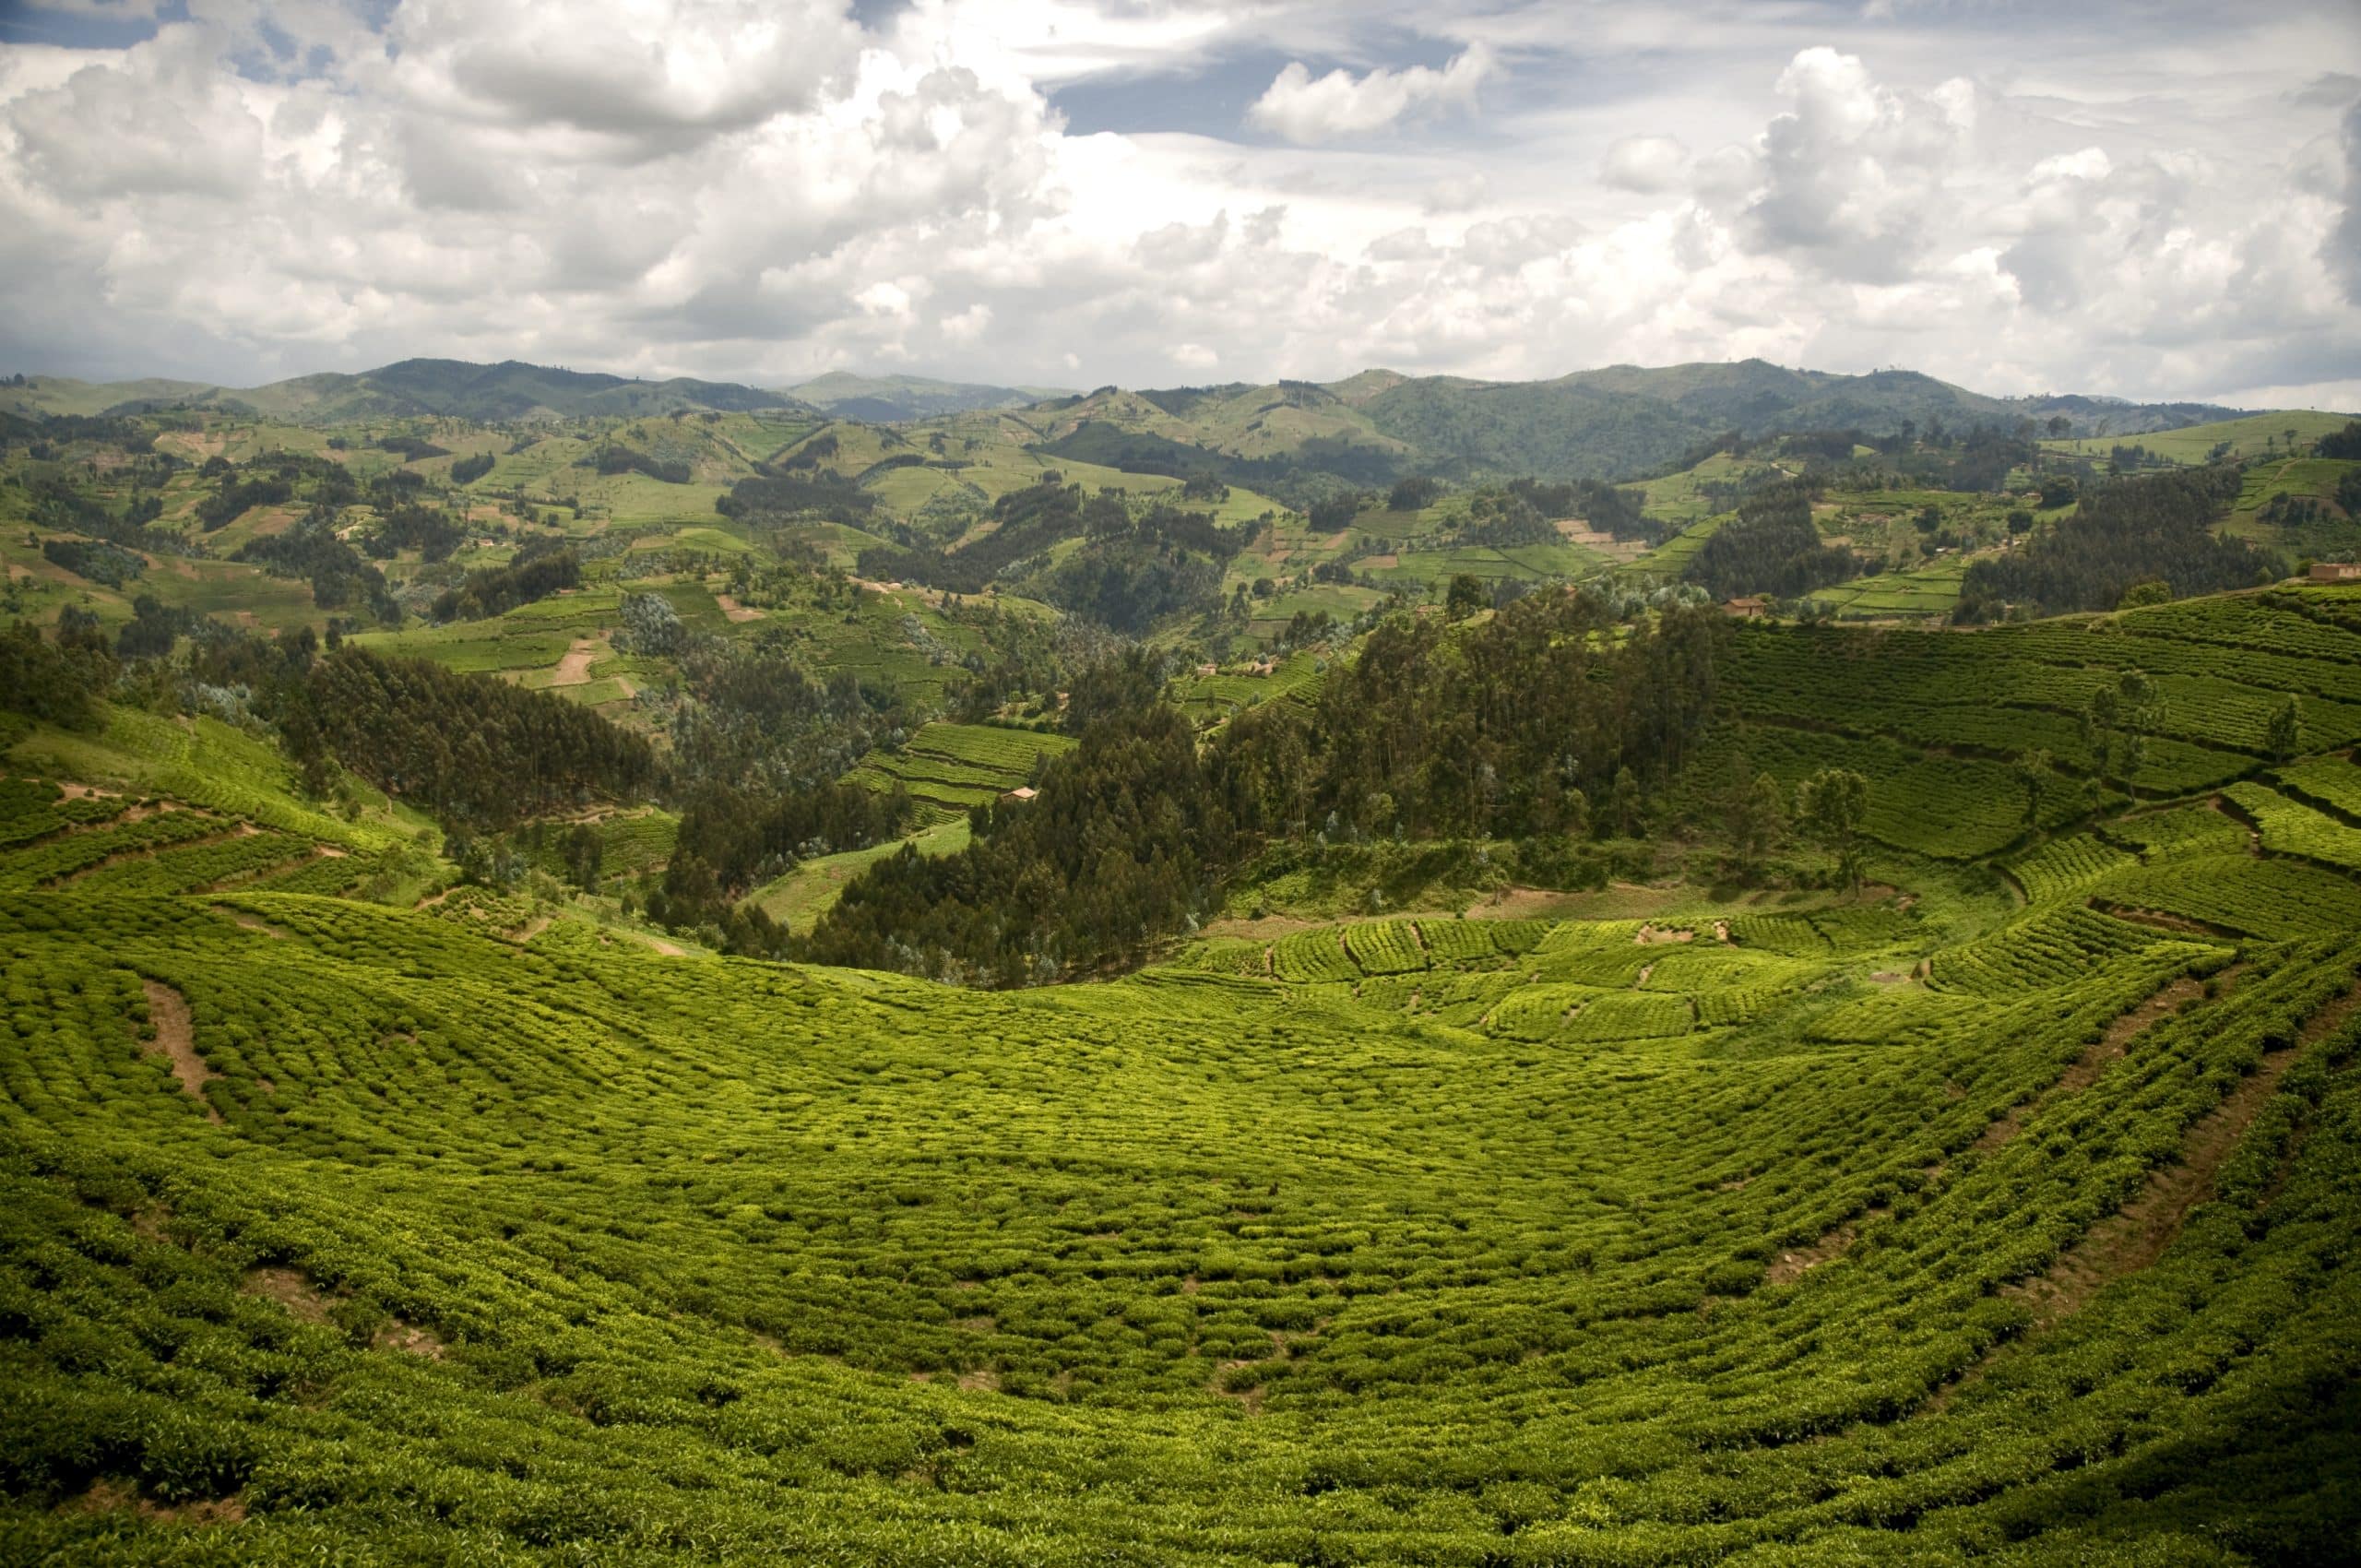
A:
[1,0,2357,408]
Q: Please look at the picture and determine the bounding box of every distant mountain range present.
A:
[784,372,1071,422]
[0,354,2281,484]
[0,359,810,423]
[1033,362,2256,485]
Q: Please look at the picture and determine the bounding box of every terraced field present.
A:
[8,577,2361,1561]
[1805,556,1970,621]
[6,706,2360,1561]
[1170,649,1328,727]
[847,720,1077,812]
[1714,588,2361,857]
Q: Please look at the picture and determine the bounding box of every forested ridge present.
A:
[1958,465,2276,619]
[278,647,658,828]
[801,593,1729,982]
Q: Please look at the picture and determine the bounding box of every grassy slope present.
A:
[6,582,2361,1554]
[748,815,973,931]
[2042,410,2355,465]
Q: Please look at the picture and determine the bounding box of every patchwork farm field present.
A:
[2042,410,2355,466]
[1714,588,2361,854]
[7,581,2361,1561]
[847,720,1076,812]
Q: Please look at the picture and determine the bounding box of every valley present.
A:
[3,357,2360,1562]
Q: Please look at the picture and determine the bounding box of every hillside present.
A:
[786,373,1068,422]
[1025,360,2269,488]
[4,354,2284,484]
[3,361,811,423]
[6,576,2361,1559]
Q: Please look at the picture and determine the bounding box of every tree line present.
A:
[798,592,1730,984]
[429,546,581,622]
[1684,480,1858,600]
[276,646,657,828]
[1954,464,2272,620]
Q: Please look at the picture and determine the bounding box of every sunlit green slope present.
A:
[6,595,2361,1561]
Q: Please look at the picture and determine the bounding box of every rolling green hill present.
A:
[3,361,813,424]
[5,356,2318,493]
[2044,410,2356,466]
[786,373,1069,422]
[1029,360,2276,488]
[6,578,2361,1559]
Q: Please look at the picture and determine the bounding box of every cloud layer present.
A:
[0,0,2356,407]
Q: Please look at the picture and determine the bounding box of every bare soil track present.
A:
[139,980,220,1123]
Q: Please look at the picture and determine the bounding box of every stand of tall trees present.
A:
[801,592,1730,985]
[639,626,927,940]
[1684,480,1858,601]
[1954,465,2271,621]
[800,700,1222,984]
[279,647,656,829]
[0,622,115,731]
[1506,477,1669,544]
[234,511,400,621]
[429,547,581,622]
[851,481,1246,634]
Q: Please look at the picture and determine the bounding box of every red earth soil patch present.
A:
[139,980,220,1123]
[61,1479,245,1526]
[548,637,600,686]
[1971,971,2229,1155]
[2007,981,2359,1325]
[246,1265,333,1322]
[211,905,290,939]
[1765,1217,1873,1287]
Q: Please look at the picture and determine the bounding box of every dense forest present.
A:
[847,481,1247,633]
[1955,466,2275,620]
[801,593,1729,983]
[276,646,658,829]
[366,502,467,562]
[234,511,400,621]
[1507,476,1669,544]
[714,469,876,526]
[428,546,581,622]
[1684,480,1859,601]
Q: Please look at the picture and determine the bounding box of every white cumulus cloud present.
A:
[1248,43,1496,145]
[0,1,2353,408]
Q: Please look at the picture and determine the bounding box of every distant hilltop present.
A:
[2,352,2311,485]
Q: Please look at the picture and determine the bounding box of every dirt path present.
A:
[212,905,289,939]
[53,822,255,886]
[2007,981,2360,1326]
[140,980,221,1123]
[549,638,601,687]
[1972,971,2227,1155]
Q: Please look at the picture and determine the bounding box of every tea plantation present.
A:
[6,592,2361,1562]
